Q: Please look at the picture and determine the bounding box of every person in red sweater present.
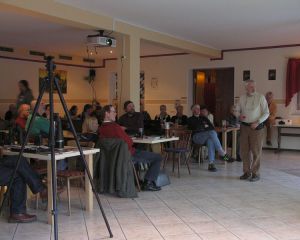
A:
[15,104,30,129]
[99,105,162,191]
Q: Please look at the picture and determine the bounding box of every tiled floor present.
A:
[1,150,300,240]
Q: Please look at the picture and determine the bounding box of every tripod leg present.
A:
[0,79,48,215]
[47,60,58,240]
[53,78,113,238]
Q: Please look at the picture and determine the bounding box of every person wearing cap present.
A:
[238,80,269,182]
[118,101,144,135]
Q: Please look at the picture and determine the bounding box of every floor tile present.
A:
[0,150,299,240]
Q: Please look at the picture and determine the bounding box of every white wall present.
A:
[0,57,108,116]
[1,46,300,149]
[98,47,300,149]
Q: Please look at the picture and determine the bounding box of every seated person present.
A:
[99,105,161,191]
[81,111,99,142]
[200,105,214,125]
[171,105,188,126]
[140,102,151,122]
[26,106,67,170]
[227,105,240,127]
[154,105,171,123]
[15,104,30,129]
[118,101,144,135]
[0,147,46,223]
[265,91,277,146]
[81,104,93,123]
[5,104,17,123]
[82,111,99,134]
[25,111,50,137]
[69,105,80,120]
[42,104,50,119]
[227,105,241,162]
[187,104,234,172]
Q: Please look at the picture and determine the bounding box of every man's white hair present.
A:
[244,79,256,86]
[191,104,200,110]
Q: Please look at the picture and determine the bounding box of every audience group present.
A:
[0,79,275,224]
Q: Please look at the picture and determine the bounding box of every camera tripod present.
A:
[0,56,113,239]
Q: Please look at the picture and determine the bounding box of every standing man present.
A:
[238,80,269,182]
[265,91,277,146]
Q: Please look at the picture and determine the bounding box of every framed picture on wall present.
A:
[243,70,250,81]
[39,68,67,93]
[268,69,276,80]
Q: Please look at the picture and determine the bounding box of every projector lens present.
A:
[106,39,112,46]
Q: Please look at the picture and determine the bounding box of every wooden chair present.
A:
[163,129,192,177]
[57,141,94,216]
[0,186,7,206]
[191,143,207,166]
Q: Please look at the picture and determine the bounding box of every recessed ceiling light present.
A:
[110,50,113,54]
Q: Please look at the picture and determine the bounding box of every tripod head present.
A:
[45,56,56,73]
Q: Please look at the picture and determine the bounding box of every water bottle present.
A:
[54,113,64,149]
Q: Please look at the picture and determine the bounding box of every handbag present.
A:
[155,170,170,187]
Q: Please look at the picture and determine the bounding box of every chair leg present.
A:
[185,153,191,175]
[80,177,85,190]
[35,194,39,210]
[177,153,181,178]
[0,186,6,205]
[67,178,71,216]
[172,153,176,173]
[163,153,169,169]
[198,147,203,166]
[132,162,141,192]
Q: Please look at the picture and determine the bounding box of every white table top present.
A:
[132,136,179,144]
[3,146,99,161]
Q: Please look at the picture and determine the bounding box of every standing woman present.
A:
[16,80,34,108]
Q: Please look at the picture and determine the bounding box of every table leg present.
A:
[232,130,237,159]
[85,154,93,211]
[47,161,53,225]
[222,131,227,154]
[277,127,281,152]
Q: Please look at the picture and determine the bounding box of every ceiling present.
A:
[1,0,300,60]
[0,7,184,60]
[58,0,300,49]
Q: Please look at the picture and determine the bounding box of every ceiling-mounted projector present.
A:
[87,35,116,48]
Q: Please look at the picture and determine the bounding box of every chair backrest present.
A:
[170,129,192,149]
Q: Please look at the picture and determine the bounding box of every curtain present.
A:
[204,82,216,113]
[286,58,300,106]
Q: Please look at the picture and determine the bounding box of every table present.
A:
[132,136,179,144]
[215,127,239,159]
[3,146,99,224]
[274,124,300,152]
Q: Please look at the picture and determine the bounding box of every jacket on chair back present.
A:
[93,138,137,198]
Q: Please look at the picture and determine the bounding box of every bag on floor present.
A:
[155,170,170,187]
